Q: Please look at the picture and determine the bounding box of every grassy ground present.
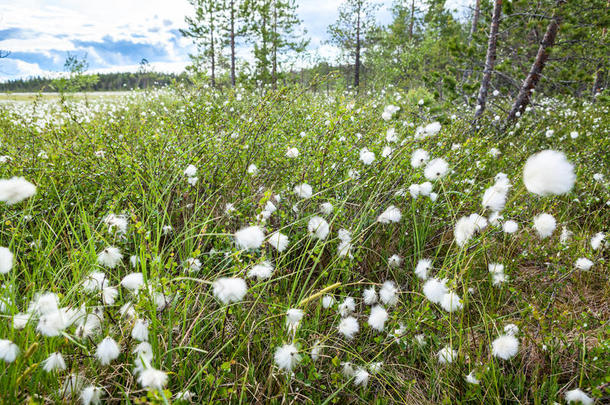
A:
[0,87,608,404]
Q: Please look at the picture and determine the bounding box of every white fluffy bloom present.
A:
[286,147,300,158]
[560,226,573,244]
[353,367,370,387]
[248,261,275,280]
[382,104,400,121]
[212,277,247,304]
[132,319,149,341]
[341,361,355,377]
[377,205,402,224]
[454,216,477,247]
[95,336,120,365]
[363,287,378,305]
[338,297,356,317]
[424,158,449,181]
[437,346,457,364]
[386,127,398,142]
[591,232,605,250]
[42,352,66,372]
[183,164,197,177]
[308,216,330,240]
[274,343,301,372]
[368,305,388,331]
[338,316,359,339]
[415,258,432,280]
[565,388,593,405]
[482,183,509,212]
[423,278,448,304]
[465,371,480,385]
[381,146,393,157]
[0,339,19,363]
[423,122,441,137]
[411,149,430,168]
[0,247,14,274]
[504,324,519,336]
[234,226,265,250]
[533,213,556,238]
[185,257,201,273]
[523,150,575,196]
[440,291,463,312]
[311,340,322,361]
[82,271,108,292]
[97,246,123,268]
[286,308,304,329]
[503,220,519,234]
[80,386,104,405]
[491,334,519,360]
[320,202,333,215]
[419,182,433,196]
[379,281,398,306]
[388,254,402,268]
[0,177,37,204]
[359,148,375,165]
[574,258,593,271]
[294,183,313,199]
[138,367,168,390]
[247,164,258,174]
[267,232,289,252]
[102,213,128,235]
[322,295,335,308]
[489,263,507,286]
[409,184,421,198]
[121,273,144,291]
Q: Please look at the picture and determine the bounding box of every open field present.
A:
[0,87,608,404]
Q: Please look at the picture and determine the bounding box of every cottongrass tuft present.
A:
[80,386,104,405]
[502,220,519,234]
[491,334,519,360]
[121,273,144,291]
[440,291,463,312]
[322,295,335,308]
[437,346,457,364]
[363,287,378,305]
[0,339,19,363]
[591,232,605,250]
[248,261,275,280]
[95,336,120,365]
[308,216,330,240]
[294,183,313,199]
[0,176,37,204]
[379,281,398,306]
[564,388,593,405]
[424,158,449,181]
[368,305,388,331]
[533,213,556,238]
[0,247,14,274]
[574,258,594,271]
[234,226,265,250]
[523,150,575,196]
[97,246,123,269]
[415,258,432,280]
[138,367,168,390]
[338,297,356,317]
[410,149,429,168]
[274,343,301,372]
[353,367,370,387]
[338,316,359,339]
[423,278,448,305]
[377,205,402,224]
[42,352,66,372]
[131,319,149,342]
[267,231,289,252]
[212,277,247,304]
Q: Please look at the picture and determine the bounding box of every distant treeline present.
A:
[0,72,190,92]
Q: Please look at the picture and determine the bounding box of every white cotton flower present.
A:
[225,203,236,214]
[489,263,507,286]
[83,271,108,292]
[424,158,449,181]
[411,149,430,168]
[430,192,438,201]
[322,295,335,308]
[593,173,604,182]
[320,202,333,215]
[97,246,123,268]
[423,278,448,304]
[42,352,66,372]
[591,232,605,250]
[482,184,509,212]
[121,273,144,291]
[409,184,421,198]
[162,225,173,235]
[0,339,19,363]
[415,258,432,280]
[382,146,393,157]
[175,391,195,402]
[338,316,359,339]
[368,305,388,331]
[338,229,352,242]
[212,277,247,304]
[248,261,274,280]
[503,220,519,234]
[80,386,103,405]
[185,257,201,272]
[386,127,398,142]
[286,308,304,329]
[286,147,300,158]
[363,287,378,305]
[388,254,402,268]
[102,287,118,305]
[377,205,402,224]
[565,388,594,405]
[37,310,68,337]
[102,213,128,235]
[491,334,519,360]
[294,183,313,199]
[0,247,14,274]
[419,182,433,196]
[465,371,480,384]
[437,346,457,364]
[30,292,60,315]
[337,240,353,258]
[533,213,556,238]
[379,281,398,306]
[0,177,37,205]
[183,164,197,177]
[338,297,356,317]
[504,324,519,335]
[341,361,355,377]
[274,343,301,372]
[454,216,477,247]
[560,226,573,244]
[489,211,503,227]
[132,319,149,342]
[310,340,322,361]
[267,232,289,252]
[423,121,441,137]
[574,258,593,271]
[138,367,168,390]
[359,148,375,165]
[234,226,265,250]
[247,164,258,174]
[308,216,330,240]
[523,150,575,196]
[95,336,120,365]
[440,291,463,312]
[469,213,488,231]
[353,367,370,387]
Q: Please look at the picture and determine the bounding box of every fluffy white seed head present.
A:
[415,259,432,280]
[0,247,14,274]
[234,226,265,250]
[533,213,556,238]
[212,277,247,304]
[308,216,330,240]
[95,336,120,365]
[564,388,593,405]
[368,305,388,331]
[503,220,519,234]
[440,291,463,312]
[363,287,378,305]
[248,261,275,280]
[42,352,66,372]
[411,149,429,168]
[379,281,398,306]
[491,334,519,360]
[97,246,123,268]
[423,278,448,305]
[274,343,301,372]
[574,258,593,271]
[424,158,449,181]
[0,177,37,205]
[294,183,313,199]
[377,205,402,224]
[267,232,289,252]
[0,339,19,363]
[437,346,457,364]
[523,150,575,196]
[338,316,359,339]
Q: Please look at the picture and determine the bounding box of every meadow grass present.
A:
[0,86,608,404]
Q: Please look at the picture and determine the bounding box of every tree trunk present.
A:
[408,0,415,40]
[507,3,564,121]
[272,3,278,89]
[354,6,361,88]
[474,0,502,121]
[230,0,236,87]
[468,0,481,44]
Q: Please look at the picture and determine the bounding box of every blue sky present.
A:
[0,0,470,82]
